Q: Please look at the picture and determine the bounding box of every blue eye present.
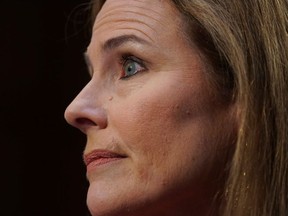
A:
[121,57,146,79]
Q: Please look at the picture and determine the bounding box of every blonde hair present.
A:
[90,0,288,215]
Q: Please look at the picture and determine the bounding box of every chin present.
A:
[86,182,145,216]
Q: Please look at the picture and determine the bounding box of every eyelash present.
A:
[119,54,147,79]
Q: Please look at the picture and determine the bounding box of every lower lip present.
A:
[86,157,124,172]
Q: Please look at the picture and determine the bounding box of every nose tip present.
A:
[64,105,84,129]
[64,99,108,133]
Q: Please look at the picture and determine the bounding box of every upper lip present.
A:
[83,149,127,166]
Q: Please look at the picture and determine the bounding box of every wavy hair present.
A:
[90,0,288,215]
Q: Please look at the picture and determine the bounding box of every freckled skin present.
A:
[64,0,237,216]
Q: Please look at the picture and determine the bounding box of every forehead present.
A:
[92,0,181,44]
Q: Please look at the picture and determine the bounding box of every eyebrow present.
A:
[102,34,151,51]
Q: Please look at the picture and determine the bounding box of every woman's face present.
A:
[65,0,237,215]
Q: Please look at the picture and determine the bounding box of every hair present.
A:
[89,0,288,215]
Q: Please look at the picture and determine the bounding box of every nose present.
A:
[64,82,108,133]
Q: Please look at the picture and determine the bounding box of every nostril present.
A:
[76,118,97,126]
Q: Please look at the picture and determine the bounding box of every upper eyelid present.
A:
[84,33,155,72]
[121,55,148,72]
[83,52,149,79]
[121,55,144,64]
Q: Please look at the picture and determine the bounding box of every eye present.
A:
[121,56,146,79]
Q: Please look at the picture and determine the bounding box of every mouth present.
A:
[83,150,127,171]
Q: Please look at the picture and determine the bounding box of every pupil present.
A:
[127,63,134,73]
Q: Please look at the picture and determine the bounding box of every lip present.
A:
[84,150,127,171]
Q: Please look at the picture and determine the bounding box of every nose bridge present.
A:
[75,79,104,106]
[64,79,108,131]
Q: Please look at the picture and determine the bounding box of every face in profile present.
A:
[65,0,237,215]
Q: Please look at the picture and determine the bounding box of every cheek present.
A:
[103,73,237,208]
[113,73,209,148]
[108,77,215,171]
[111,93,176,154]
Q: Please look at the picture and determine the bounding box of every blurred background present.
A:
[1,0,93,215]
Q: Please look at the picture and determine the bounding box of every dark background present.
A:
[1,0,93,215]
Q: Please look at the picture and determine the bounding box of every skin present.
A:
[64,0,237,215]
